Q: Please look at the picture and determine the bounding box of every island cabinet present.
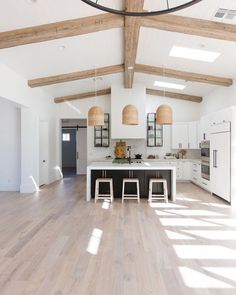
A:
[90,169,172,199]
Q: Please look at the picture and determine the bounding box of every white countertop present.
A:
[87,161,177,170]
[143,158,201,163]
[88,158,201,166]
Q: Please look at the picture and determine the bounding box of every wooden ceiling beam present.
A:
[28,64,124,88]
[0,13,124,49]
[29,63,232,88]
[146,88,202,103]
[135,64,233,87]
[54,88,111,103]
[140,14,236,42]
[124,0,144,88]
[54,87,202,104]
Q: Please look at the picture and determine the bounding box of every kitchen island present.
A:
[86,161,176,202]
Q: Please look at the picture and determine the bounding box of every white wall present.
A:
[146,94,201,158]
[0,98,21,191]
[0,62,59,193]
[201,83,236,116]
[111,84,146,139]
[56,92,201,162]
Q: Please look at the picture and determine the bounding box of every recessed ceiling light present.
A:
[26,0,37,3]
[169,46,221,62]
[154,81,186,90]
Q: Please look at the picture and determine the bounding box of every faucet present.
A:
[127,146,132,164]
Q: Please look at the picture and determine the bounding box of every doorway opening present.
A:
[61,119,87,178]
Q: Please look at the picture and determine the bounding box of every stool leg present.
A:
[137,181,140,203]
[95,180,99,203]
[148,181,152,203]
[122,181,125,204]
[110,180,114,203]
[164,181,168,203]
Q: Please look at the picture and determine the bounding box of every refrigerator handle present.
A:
[213,150,215,168]
[215,150,218,168]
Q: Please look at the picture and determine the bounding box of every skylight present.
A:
[153,81,186,90]
[169,46,221,62]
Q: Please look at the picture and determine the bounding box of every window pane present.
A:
[63,133,70,141]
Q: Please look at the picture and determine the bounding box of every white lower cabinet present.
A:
[191,162,201,183]
[200,178,211,191]
[169,161,191,181]
[161,160,210,192]
[190,162,211,191]
[182,162,191,180]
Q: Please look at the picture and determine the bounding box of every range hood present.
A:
[110,84,146,139]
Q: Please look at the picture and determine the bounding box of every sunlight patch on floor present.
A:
[149,203,187,209]
[201,202,230,208]
[176,196,200,202]
[203,218,236,226]
[182,230,236,240]
[179,267,233,289]
[155,210,176,216]
[165,230,195,240]
[164,209,225,216]
[86,228,103,255]
[102,200,110,210]
[160,218,220,227]
[203,267,236,283]
[174,245,236,259]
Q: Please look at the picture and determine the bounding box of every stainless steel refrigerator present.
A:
[210,122,231,202]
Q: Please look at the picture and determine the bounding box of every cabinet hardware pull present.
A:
[215,150,218,168]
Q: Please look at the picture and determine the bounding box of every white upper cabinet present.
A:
[199,116,210,141]
[172,123,188,149]
[172,122,199,149]
[188,121,198,149]
[110,84,146,139]
[199,108,233,143]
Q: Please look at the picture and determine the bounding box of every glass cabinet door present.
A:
[147,113,163,147]
[94,113,110,147]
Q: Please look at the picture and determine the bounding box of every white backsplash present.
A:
[110,139,146,158]
[94,138,201,160]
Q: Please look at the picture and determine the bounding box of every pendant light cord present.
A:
[163,64,166,99]
[94,66,97,103]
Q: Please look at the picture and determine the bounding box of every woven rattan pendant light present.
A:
[122,104,139,125]
[156,66,173,125]
[156,105,173,125]
[87,67,104,127]
[88,106,104,126]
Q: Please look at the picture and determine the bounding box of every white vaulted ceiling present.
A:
[0,0,236,100]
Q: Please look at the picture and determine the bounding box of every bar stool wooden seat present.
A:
[95,178,114,203]
[148,178,168,203]
[122,178,140,203]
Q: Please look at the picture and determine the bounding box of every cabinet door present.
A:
[199,116,210,141]
[188,121,198,149]
[172,123,188,149]
[182,162,191,180]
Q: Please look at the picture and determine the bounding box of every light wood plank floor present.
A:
[0,177,236,295]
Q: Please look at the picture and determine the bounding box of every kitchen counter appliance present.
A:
[201,140,210,181]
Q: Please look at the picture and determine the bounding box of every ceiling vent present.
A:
[214,8,236,20]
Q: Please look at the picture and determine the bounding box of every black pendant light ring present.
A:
[81,0,202,17]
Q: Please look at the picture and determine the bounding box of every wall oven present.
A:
[201,140,210,180]
[201,140,210,161]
